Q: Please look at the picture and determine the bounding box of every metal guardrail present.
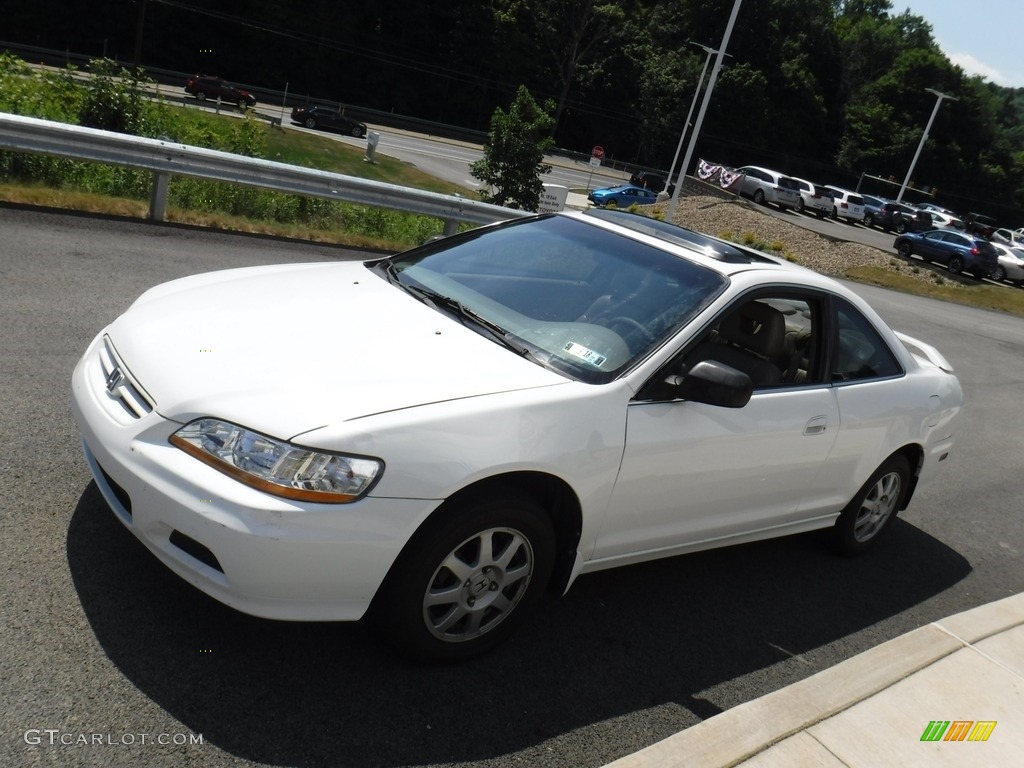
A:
[0,112,529,234]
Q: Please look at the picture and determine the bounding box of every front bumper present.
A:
[70,333,434,621]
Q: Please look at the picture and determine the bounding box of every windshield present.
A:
[372,215,727,383]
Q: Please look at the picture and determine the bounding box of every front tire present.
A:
[834,455,909,555]
[992,265,1007,282]
[352,126,366,138]
[305,118,317,129]
[372,492,555,662]
[897,242,912,258]
[753,189,766,205]
[948,256,964,275]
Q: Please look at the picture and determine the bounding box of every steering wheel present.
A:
[608,316,654,345]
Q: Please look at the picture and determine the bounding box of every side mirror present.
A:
[665,360,753,408]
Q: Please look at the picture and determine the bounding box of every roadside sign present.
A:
[592,145,605,159]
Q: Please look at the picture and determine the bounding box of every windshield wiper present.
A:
[399,282,534,358]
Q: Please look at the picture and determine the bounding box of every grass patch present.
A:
[262,127,469,197]
[845,265,1024,317]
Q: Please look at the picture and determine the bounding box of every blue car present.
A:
[893,230,998,277]
[587,184,659,208]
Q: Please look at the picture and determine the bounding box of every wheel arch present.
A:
[397,471,583,597]
[892,443,924,510]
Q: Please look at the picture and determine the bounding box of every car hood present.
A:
[107,261,568,439]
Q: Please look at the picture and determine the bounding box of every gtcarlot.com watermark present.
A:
[24,729,203,747]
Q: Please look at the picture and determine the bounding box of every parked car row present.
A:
[862,199,1024,286]
[858,197,965,234]
[729,165,872,225]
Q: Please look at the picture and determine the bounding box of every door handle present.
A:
[804,415,828,435]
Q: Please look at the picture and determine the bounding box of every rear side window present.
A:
[832,300,902,382]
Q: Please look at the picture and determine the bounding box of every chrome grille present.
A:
[98,336,154,420]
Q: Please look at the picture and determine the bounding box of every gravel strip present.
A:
[661,194,959,289]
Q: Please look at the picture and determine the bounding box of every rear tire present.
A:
[948,256,964,275]
[371,492,555,662]
[834,455,909,555]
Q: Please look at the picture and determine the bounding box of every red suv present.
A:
[184,75,256,108]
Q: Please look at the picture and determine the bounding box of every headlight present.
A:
[170,418,383,503]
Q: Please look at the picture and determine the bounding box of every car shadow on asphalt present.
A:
[67,482,971,767]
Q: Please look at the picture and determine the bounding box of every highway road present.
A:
[162,83,627,194]
[2,206,1023,768]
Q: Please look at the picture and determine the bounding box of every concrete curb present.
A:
[603,592,1024,767]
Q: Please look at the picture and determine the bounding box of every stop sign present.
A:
[592,145,605,159]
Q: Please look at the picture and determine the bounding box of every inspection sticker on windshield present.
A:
[563,341,607,367]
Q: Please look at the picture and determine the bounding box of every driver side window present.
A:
[670,294,823,392]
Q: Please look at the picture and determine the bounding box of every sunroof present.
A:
[583,207,777,264]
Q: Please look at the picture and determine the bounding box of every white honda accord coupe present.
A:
[72,209,962,661]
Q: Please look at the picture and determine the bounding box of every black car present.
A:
[873,201,919,232]
[893,230,999,277]
[963,212,998,238]
[184,75,256,108]
[892,208,933,234]
[290,106,367,138]
[629,171,667,193]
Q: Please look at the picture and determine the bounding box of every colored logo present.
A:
[920,721,996,742]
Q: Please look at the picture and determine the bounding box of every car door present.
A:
[916,231,950,262]
[938,232,973,265]
[592,292,841,561]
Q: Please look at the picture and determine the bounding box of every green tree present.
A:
[470,85,555,211]
[493,0,624,132]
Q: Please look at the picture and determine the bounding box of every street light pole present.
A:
[666,0,744,221]
[666,43,729,193]
[896,87,957,203]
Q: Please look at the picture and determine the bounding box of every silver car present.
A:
[735,166,801,210]
[992,242,1024,284]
